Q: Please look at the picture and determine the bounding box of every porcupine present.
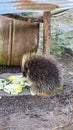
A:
[22,54,63,96]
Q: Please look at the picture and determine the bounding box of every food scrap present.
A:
[0,75,30,95]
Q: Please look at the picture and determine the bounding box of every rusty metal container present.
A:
[0,15,39,65]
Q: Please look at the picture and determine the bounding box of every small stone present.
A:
[0,96,2,99]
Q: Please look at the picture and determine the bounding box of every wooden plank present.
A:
[43,11,51,57]
[2,14,43,23]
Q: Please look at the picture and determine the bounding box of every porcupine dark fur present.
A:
[22,55,63,96]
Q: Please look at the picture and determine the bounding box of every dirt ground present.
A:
[0,53,73,130]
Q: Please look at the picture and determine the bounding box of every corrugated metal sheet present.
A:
[0,0,73,14]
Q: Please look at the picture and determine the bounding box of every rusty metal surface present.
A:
[0,0,58,14]
[0,0,73,15]
[16,1,59,10]
[0,15,13,65]
[11,22,39,65]
[0,15,39,65]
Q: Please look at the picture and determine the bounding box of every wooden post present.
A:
[43,11,51,57]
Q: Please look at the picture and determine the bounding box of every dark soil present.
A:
[0,65,21,74]
[0,53,73,130]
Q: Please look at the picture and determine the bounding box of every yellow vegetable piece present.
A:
[22,77,27,82]
[8,76,16,81]
[14,85,22,92]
